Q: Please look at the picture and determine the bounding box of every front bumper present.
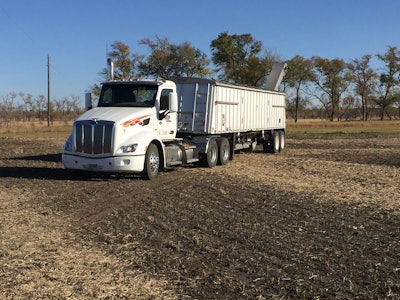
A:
[62,153,145,173]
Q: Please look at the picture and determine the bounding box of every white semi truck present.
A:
[62,65,286,179]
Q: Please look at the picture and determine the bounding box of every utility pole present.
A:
[47,55,51,127]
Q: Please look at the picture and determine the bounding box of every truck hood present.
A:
[75,107,154,125]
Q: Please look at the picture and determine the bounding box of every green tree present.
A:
[284,55,314,122]
[348,55,378,120]
[108,41,133,79]
[210,32,274,87]
[91,41,134,97]
[169,42,211,77]
[311,57,351,121]
[375,46,400,120]
[137,36,211,78]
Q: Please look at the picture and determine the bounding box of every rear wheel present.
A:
[141,143,160,180]
[201,139,218,168]
[279,131,285,152]
[272,131,280,153]
[263,131,280,153]
[217,137,230,165]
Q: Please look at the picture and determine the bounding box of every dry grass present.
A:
[0,121,72,138]
[287,119,400,135]
[1,119,399,139]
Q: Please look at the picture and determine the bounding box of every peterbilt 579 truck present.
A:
[62,64,286,179]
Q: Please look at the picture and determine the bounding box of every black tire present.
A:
[217,137,230,165]
[271,131,280,153]
[262,139,269,153]
[263,131,280,153]
[141,143,160,180]
[279,131,285,152]
[201,139,218,168]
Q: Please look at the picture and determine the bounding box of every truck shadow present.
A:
[1,153,73,180]
[0,166,71,180]
[12,153,62,163]
[0,166,142,181]
[3,152,182,181]
[4,153,69,180]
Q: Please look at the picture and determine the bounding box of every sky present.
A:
[1,0,399,105]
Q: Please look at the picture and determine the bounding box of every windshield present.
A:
[98,84,158,107]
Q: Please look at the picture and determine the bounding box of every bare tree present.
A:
[375,46,400,120]
[0,93,17,124]
[284,55,314,122]
[19,92,35,121]
[311,57,351,121]
[348,55,378,120]
[36,95,47,121]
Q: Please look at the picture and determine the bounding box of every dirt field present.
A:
[0,131,399,299]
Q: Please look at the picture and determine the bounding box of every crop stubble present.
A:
[0,134,399,299]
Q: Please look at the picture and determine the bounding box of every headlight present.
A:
[63,135,73,152]
[117,143,138,154]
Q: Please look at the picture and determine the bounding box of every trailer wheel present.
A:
[141,143,160,180]
[262,140,269,153]
[201,139,218,168]
[272,131,280,153]
[217,137,230,165]
[263,131,280,153]
[279,131,285,152]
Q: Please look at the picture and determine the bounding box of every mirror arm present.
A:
[159,110,170,120]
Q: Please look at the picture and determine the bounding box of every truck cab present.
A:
[98,80,178,141]
[62,78,196,179]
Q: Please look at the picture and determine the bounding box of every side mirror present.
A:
[169,92,178,113]
[85,93,92,110]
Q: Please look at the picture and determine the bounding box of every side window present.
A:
[160,89,172,110]
[102,88,113,104]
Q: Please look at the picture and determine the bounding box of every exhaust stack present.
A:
[107,58,114,80]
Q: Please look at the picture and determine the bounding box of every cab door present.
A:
[157,88,177,141]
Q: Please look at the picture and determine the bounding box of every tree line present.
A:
[91,33,279,96]
[285,50,400,122]
[0,92,83,125]
[2,32,399,124]
[93,33,400,122]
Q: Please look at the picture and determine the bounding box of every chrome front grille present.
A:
[74,120,114,155]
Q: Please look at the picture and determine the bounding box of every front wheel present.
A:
[141,143,160,180]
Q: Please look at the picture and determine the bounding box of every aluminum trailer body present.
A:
[176,78,285,135]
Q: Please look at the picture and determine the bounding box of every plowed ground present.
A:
[0,134,399,299]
